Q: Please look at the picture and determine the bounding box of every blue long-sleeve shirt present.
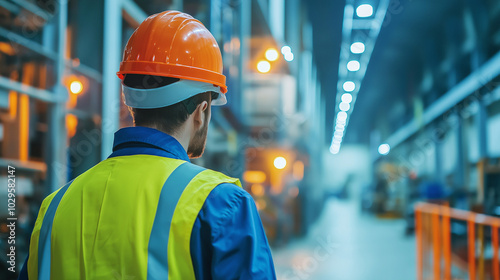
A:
[19,126,276,279]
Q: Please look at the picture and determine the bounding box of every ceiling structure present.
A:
[306,0,500,148]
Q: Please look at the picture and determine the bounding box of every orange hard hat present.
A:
[117,11,227,94]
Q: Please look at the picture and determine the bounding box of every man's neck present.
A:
[142,124,190,153]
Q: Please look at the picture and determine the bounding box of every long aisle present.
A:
[272,199,416,280]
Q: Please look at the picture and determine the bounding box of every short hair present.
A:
[123,74,213,135]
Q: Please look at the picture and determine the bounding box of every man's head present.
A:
[117,11,228,159]
[124,74,214,158]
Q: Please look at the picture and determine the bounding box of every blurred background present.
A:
[1,0,500,279]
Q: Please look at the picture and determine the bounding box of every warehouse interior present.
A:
[1,0,500,279]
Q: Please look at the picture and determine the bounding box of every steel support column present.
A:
[122,0,147,28]
[234,0,251,179]
[454,113,466,189]
[238,0,250,121]
[434,126,444,184]
[476,99,488,159]
[101,0,122,160]
[209,0,221,38]
[46,0,69,191]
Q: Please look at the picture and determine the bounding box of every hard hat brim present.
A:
[122,79,226,109]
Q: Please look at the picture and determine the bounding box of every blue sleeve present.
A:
[190,183,276,280]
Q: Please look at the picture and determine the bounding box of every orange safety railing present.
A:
[415,202,500,280]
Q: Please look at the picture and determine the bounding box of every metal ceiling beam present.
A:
[356,0,390,82]
[382,50,500,150]
[122,0,147,28]
[352,19,375,30]
[0,26,57,59]
[0,158,47,172]
[0,0,20,14]
[0,27,102,83]
[65,61,103,83]
[330,0,390,151]
[0,75,61,102]
[9,0,50,21]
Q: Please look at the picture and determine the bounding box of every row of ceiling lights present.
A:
[330,3,376,155]
[330,41,366,154]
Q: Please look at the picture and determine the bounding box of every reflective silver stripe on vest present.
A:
[38,180,73,280]
[147,162,205,279]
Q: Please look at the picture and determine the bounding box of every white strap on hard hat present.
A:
[122,79,226,109]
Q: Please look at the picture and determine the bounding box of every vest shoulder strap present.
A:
[167,164,241,279]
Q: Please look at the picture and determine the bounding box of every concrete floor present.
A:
[272,199,416,280]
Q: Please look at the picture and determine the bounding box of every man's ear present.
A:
[193,100,209,129]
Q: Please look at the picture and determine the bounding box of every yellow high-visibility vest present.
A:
[27,155,241,279]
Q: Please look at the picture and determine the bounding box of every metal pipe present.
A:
[382,50,500,151]
[65,61,103,83]
[425,212,431,278]
[416,202,500,226]
[416,203,500,279]
[0,26,58,60]
[432,210,441,279]
[101,0,122,160]
[0,0,20,14]
[493,225,499,280]
[0,27,102,83]
[45,0,68,191]
[478,225,485,280]
[416,209,423,280]
[0,75,59,103]
[238,0,250,120]
[11,0,50,21]
[122,0,147,28]
[172,0,183,11]
[469,218,476,280]
[443,207,451,280]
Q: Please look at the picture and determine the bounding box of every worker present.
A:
[18,11,276,280]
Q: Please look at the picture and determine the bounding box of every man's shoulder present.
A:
[210,182,248,198]
[202,182,255,214]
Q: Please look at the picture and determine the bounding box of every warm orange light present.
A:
[19,64,34,161]
[67,89,78,109]
[243,170,267,183]
[66,114,78,138]
[8,71,19,120]
[293,160,304,181]
[0,42,15,56]
[65,75,87,97]
[8,91,17,119]
[19,94,29,161]
[251,184,265,197]
[70,80,83,95]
